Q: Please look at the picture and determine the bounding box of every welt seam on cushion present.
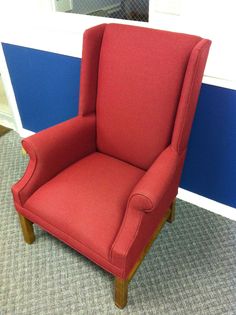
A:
[17,205,122,275]
[28,206,108,260]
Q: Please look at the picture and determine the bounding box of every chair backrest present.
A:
[79,24,211,170]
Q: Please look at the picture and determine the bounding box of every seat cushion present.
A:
[24,152,144,259]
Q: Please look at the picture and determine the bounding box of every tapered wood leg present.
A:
[18,214,35,244]
[113,204,175,308]
[114,277,128,309]
[167,199,176,223]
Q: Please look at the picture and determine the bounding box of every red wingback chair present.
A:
[12,23,211,308]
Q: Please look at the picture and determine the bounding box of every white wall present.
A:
[149,0,236,84]
[1,0,235,88]
[0,0,53,13]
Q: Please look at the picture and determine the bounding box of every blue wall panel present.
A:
[2,43,81,132]
[180,84,236,208]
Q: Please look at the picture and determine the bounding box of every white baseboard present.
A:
[0,110,16,129]
[18,128,35,138]
[177,188,236,221]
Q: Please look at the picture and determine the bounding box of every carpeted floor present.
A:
[0,131,236,315]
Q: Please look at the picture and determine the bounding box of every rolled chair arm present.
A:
[12,114,96,206]
[110,146,185,274]
[128,146,181,212]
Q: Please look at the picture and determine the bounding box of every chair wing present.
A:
[12,23,211,308]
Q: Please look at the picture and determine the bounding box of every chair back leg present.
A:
[167,199,176,223]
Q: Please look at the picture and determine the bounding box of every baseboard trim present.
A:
[177,188,236,221]
[18,128,35,138]
[0,111,16,129]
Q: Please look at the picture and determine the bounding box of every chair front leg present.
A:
[18,214,35,244]
[113,203,175,308]
[167,199,176,223]
[114,277,129,309]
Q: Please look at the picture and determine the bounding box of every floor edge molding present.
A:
[178,188,236,221]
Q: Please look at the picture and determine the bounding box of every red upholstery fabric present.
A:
[24,152,144,259]
[79,24,106,116]
[128,146,182,212]
[172,39,212,153]
[110,146,187,277]
[12,23,211,281]
[96,24,201,169]
[12,114,96,205]
[14,202,124,277]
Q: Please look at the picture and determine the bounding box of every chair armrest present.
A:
[12,114,96,205]
[110,146,185,275]
[128,146,180,212]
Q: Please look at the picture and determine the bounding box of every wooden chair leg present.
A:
[114,277,129,309]
[167,199,176,223]
[18,214,35,244]
[114,208,173,308]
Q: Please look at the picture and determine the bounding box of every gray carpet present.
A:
[1,131,236,315]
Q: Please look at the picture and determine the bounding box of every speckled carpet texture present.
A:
[1,131,236,315]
